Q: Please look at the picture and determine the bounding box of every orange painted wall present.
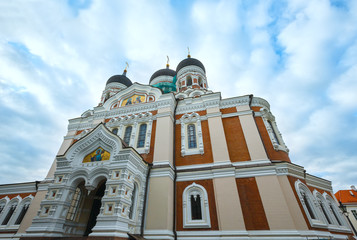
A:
[0,192,36,200]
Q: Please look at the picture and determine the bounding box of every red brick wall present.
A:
[236,178,269,230]
[222,117,251,162]
[176,180,219,231]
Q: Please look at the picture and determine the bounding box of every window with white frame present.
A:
[260,108,289,153]
[180,113,204,156]
[137,124,147,148]
[14,202,30,225]
[324,194,347,227]
[182,182,211,228]
[123,126,132,145]
[352,210,357,220]
[187,124,197,149]
[314,191,333,225]
[1,201,18,225]
[129,182,138,220]
[295,180,325,227]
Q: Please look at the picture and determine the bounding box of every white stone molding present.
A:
[219,95,251,109]
[106,112,153,154]
[8,194,34,226]
[81,109,94,118]
[74,129,91,140]
[182,182,211,228]
[295,180,327,228]
[260,107,289,153]
[24,124,149,238]
[251,96,271,110]
[180,112,204,156]
[176,229,350,239]
[323,193,350,230]
[0,195,21,227]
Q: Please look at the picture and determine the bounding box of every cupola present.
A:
[149,57,177,93]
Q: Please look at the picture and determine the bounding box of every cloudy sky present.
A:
[0,0,356,192]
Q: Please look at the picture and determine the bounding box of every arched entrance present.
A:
[83,180,106,236]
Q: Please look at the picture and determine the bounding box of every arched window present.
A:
[124,126,132,145]
[182,183,210,228]
[112,128,118,135]
[66,187,82,221]
[2,202,17,225]
[187,124,197,149]
[268,120,280,145]
[191,194,202,220]
[198,77,203,87]
[295,180,325,227]
[186,76,192,86]
[14,202,30,225]
[129,183,138,219]
[0,201,6,215]
[324,194,346,226]
[137,124,147,148]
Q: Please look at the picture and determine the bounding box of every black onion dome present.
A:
[106,73,132,87]
[176,57,205,73]
[150,68,176,83]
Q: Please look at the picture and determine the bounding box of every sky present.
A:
[0,0,356,192]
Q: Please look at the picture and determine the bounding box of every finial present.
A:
[123,62,129,75]
[166,56,170,68]
[187,47,191,58]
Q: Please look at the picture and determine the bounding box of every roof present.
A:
[149,68,176,82]
[176,57,206,73]
[335,189,357,204]
[106,74,132,86]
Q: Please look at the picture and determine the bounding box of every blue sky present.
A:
[0,0,357,191]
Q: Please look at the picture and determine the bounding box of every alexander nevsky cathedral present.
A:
[0,54,354,239]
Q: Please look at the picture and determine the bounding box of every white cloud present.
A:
[0,0,356,193]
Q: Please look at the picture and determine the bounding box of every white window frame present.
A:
[12,195,33,225]
[180,113,204,156]
[182,182,211,228]
[323,193,349,228]
[0,196,20,227]
[295,180,326,228]
[107,112,153,154]
[260,108,289,153]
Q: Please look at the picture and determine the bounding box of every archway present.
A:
[83,180,106,236]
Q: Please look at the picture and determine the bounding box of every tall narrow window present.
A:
[268,121,280,144]
[187,76,192,86]
[66,187,82,221]
[320,202,332,224]
[191,194,202,220]
[198,77,203,87]
[137,124,147,148]
[352,210,357,220]
[124,126,132,145]
[129,183,137,219]
[330,204,342,225]
[14,204,29,225]
[0,204,4,214]
[112,128,118,135]
[2,204,16,225]
[302,192,316,219]
[187,124,197,149]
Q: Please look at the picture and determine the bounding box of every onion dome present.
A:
[106,70,132,86]
[176,55,205,73]
[150,67,176,83]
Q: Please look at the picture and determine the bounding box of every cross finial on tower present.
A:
[187,47,191,58]
[166,56,170,68]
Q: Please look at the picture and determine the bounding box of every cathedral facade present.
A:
[0,55,354,239]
